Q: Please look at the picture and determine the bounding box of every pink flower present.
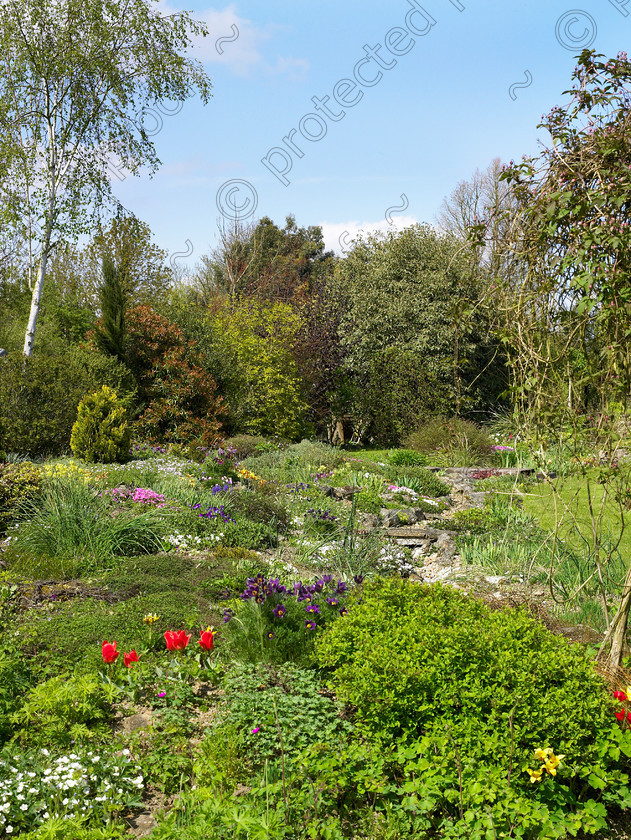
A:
[252,727,260,734]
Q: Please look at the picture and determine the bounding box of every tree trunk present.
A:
[23,246,50,356]
[598,563,631,670]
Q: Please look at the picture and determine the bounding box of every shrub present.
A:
[317,577,631,836]
[210,299,309,440]
[387,448,428,467]
[227,486,290,532]
[125,306,224,446]
[0,347,134,457]
[406,416,494,460]
[224,435,268,459]
[70,386,131,464]
[355,489,382,514]
[0,461,42,534]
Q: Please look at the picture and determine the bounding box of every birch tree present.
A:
[0,0,211,355]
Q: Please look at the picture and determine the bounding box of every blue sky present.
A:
[113,0,630,268]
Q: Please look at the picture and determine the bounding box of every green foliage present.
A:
[316,577,631,836]
[333,225,504,438]
[0,347,134,457]
[94,255,126,362]
[70,385,131,464]
[196,664,352,784]
[406,416,494,461]
[355,488,382,514]
[11,674,111,748]
[0,461,42,534]
[5,478,165,578]
[127,727,194,795]
[227,486,290,533]
[210,299,309,439]
[0,645,31,744]
[382,465,450,497]
[224,434,269,459]
[242,439,345,483]
[387,448,428,467]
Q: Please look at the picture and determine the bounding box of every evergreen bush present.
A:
[70,386,131,464]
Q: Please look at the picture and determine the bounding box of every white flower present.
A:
[6,825,13,833]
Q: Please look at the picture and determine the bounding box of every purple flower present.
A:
[326,596,339,607]
[354,574,364,585]
[273,604,287,618]
[336,581,348,594]
[266,631,275,640]
[339,607,349,617]
[305,620,317,630]
[305,604,320,614]
[222,611,232,623]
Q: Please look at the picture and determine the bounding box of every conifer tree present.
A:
[96,256,127,363]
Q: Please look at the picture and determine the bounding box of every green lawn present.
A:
[521,470,631,562]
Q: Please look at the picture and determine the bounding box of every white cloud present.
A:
[320,216,419,255]
[159,3,309,79]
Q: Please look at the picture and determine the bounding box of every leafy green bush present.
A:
[243,439,345,482]
[70,386,131,464]
[0,461,42,534]
[10,674,111,748]
[0,347,134,457]
[317,577,631,837]
[227,485,290,532]
[406,416,494,461]
[387,448,428,467]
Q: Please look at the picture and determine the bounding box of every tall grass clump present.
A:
[5,479,165,578]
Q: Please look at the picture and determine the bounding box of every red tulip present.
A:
[199,629,214,652]
[124,650,139,668]
[165,630,191,651]
[614,690,628,701]
[102,640,119,664]
[615,710,626,722]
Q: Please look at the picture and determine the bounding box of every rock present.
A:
[360,513,380,530]
[332,485,361,501]
[131,813,158,837]
[412,508,427,521]
[381,509,401,528]
[122,712,153,733]
[411,543,431,561]
[484,575,505,585]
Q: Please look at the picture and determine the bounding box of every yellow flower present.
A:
[527,767,543,783]
[143,613,160,625]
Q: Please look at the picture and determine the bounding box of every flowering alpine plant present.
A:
[124,650,139,668]
[199,628,214,651]
[102,640,119,664]
[164,630,191,651]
